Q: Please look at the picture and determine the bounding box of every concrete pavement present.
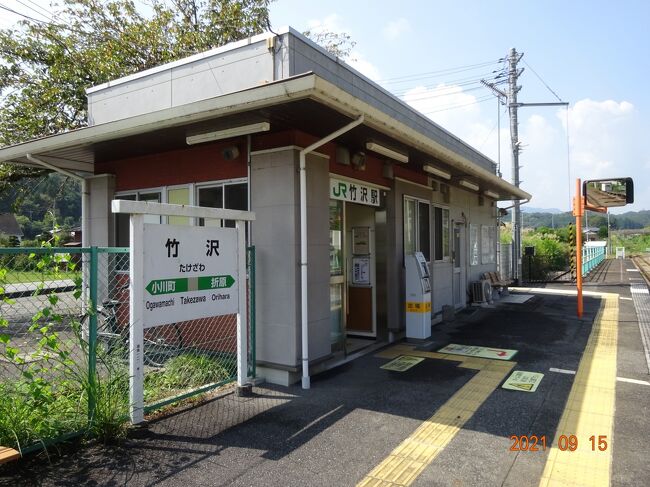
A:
[1,259,649,486]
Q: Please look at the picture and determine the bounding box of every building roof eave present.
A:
[0,72,530,201]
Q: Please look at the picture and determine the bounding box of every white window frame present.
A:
[403,195,432,263]
[432,205,451,263]
[196,178,248,227]
[469,223,480,266]
[114,180,249,246]
[481,225,497,264]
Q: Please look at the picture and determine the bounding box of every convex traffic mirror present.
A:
[583,177,634,208]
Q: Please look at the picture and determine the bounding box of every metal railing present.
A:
[582,244,606,276]
[0,245,255,454]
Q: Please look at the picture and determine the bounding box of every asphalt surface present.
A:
[1,259,649,486]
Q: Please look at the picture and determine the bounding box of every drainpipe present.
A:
[299,114,364,389]
[247,134,252,243]
[25,154,89,248]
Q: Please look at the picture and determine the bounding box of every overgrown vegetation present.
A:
[611,230,650,255]
[144,353,235,403]
[1,247,237,452]
[501,223,573,280]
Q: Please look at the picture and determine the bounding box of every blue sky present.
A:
[270,0,650,212]
[2,0,648,212]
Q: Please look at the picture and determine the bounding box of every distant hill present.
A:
[520,206,563,214]
[503,209,650,230]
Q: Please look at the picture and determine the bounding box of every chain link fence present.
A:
[0,245,255,454]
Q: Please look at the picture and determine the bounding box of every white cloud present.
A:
[348,51,381,81]
[306,13,381,81]
[403,84,482,132]
[306,13,341,34]
[557,99,647,212]
[402,83,649,211]
[383,18,410,40]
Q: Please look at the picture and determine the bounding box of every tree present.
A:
[0,0,273,148]
[0,0,354,192]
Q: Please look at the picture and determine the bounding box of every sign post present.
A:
[574,176,634,317]
[130,213,145,424]
[573,178,584,318]
[112,200,255,424]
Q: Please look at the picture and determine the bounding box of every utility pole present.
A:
[507,48,524,284]
[483,48,568,285]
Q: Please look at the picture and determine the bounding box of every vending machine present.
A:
[405,252,432,339]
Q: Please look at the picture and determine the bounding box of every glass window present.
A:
[481,225,496,264]
[115,194,136,247]
[434,206,450,261]
[139,191,161,224]
[223,183,247,228]
[434,207,442,260]
[403,198,417,256]
[167,187,190,226]
[404,197,431,261]
[418,202,430,262]
[442,208,450,259]
[470,224,480,265]
[198,186,223,227]
[329,200,343,276]
[197,183,248,227]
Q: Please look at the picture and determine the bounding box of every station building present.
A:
[0,27,530,386]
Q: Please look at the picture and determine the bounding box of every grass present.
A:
[1,270,80,284]
[144,353,235,403]
[0,346,236,451]
[611,232,650,255]
[0,380,87,452]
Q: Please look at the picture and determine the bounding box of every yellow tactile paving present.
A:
[539,293,618,487]
[358,344,515,486]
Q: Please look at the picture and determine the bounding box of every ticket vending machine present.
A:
[405,252,432,339]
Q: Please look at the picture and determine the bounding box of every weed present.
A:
[144,353,235,403]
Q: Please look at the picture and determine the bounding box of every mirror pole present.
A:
[573,178,584,318]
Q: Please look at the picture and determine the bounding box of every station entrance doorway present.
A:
[329,180,384,354]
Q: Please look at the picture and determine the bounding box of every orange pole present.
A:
[574,178,583,318]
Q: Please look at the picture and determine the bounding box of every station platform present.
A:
[2,259,649,487]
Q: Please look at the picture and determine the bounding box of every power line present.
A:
[522,59,563,102]
[478,105,508,150]
[415,95,495,115]
[398,84,490,103]
[0,3,51,26]
[0,4,86,36]
[378,59,503,84]
[15,0,51,22]
[390,71,504,96]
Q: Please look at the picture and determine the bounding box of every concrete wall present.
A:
[391,178,499,318]
[288,34,496,173]
[87,28,497,174]
[87,174,115,246]
[305,152,332,361]
[250,148,299,368]
[88,37,280,125]
[250,148,331,371]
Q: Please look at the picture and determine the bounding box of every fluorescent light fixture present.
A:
[484,190,500,199]
[186,122,270,145]
[423,164,451,180]
[458,179,479,192]
[365,142,408,163]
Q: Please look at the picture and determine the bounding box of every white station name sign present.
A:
[142,223,239,328]
[330,178,380,207]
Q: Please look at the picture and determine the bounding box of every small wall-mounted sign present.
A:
[352,226,370,255]
[330,178,380,207]
[352,256,370,285]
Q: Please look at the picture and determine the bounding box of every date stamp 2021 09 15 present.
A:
[509,435,609,452]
